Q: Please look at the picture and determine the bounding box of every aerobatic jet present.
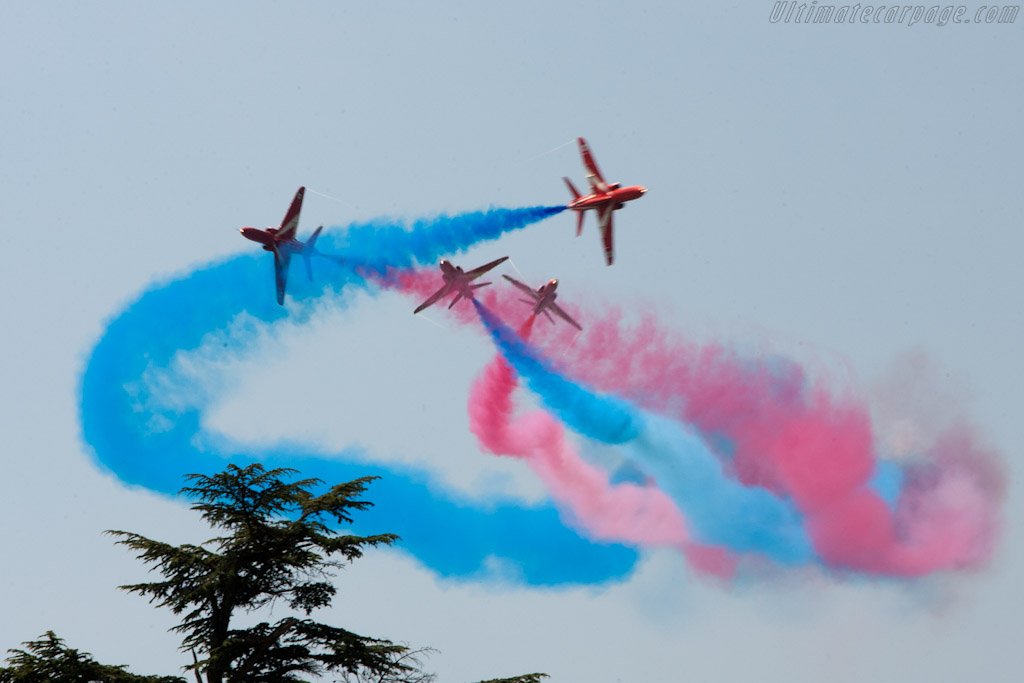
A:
[413,257,509,314]
[502,274,583,331]
[239,186,328,305]
[563,137,647,265]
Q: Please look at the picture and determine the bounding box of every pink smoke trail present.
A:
[385,267,1004,577]
[525,305,1005,576]
[467,315,737,578]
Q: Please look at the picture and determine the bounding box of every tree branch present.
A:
[230,617,299,680]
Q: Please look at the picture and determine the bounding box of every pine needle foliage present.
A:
[107,464,405,683]
[0,631,183,682]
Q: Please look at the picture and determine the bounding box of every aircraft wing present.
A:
[413,283,452,314]
[597,204,614,265]
[578,137,609,193]
[277,186,305,240]
[549,300,583,331]
[273,249,291,305]
[465,256,509,280]
[502,274,541,301]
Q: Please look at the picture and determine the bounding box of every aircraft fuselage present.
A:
[239,227,308,255]
[532,279,559,315]
[568,185,647,212]
[438,261,475,297]
[414,256,508,314]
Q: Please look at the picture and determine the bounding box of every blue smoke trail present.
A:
[80,206,641,586]
[471,299,638,444]
[474,300,815,565]
[329,206,566,273]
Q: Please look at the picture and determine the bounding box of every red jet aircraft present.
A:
[502,275,582,331]
[413,257,509,314]
[563,137,647,265]
[239,187,328,305]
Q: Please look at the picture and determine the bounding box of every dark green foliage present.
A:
[107,464,405,683]
[473,676,549,683]
[0,631,184,683]
[333,646,438,683]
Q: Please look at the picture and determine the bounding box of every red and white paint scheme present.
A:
[563,137,647,265]
[413,256,509,314]
[502,275,582,331]
[239,187,327,305]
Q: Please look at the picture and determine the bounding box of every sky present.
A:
[1,1,1022,681]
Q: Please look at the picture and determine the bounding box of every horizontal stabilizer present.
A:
[302,226,323,280]
[563,176,581,200]
[306,225,323,251]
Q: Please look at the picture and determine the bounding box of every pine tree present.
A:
[107,464,409,683]
[0,631,184,682]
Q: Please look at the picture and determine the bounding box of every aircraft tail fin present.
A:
[563,176,581,200]
[448,282,492,309]
[302,226,323,280]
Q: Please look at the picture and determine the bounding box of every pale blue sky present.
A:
[1,2,1021,681]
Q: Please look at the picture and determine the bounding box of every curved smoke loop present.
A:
[80,205,1004,586]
